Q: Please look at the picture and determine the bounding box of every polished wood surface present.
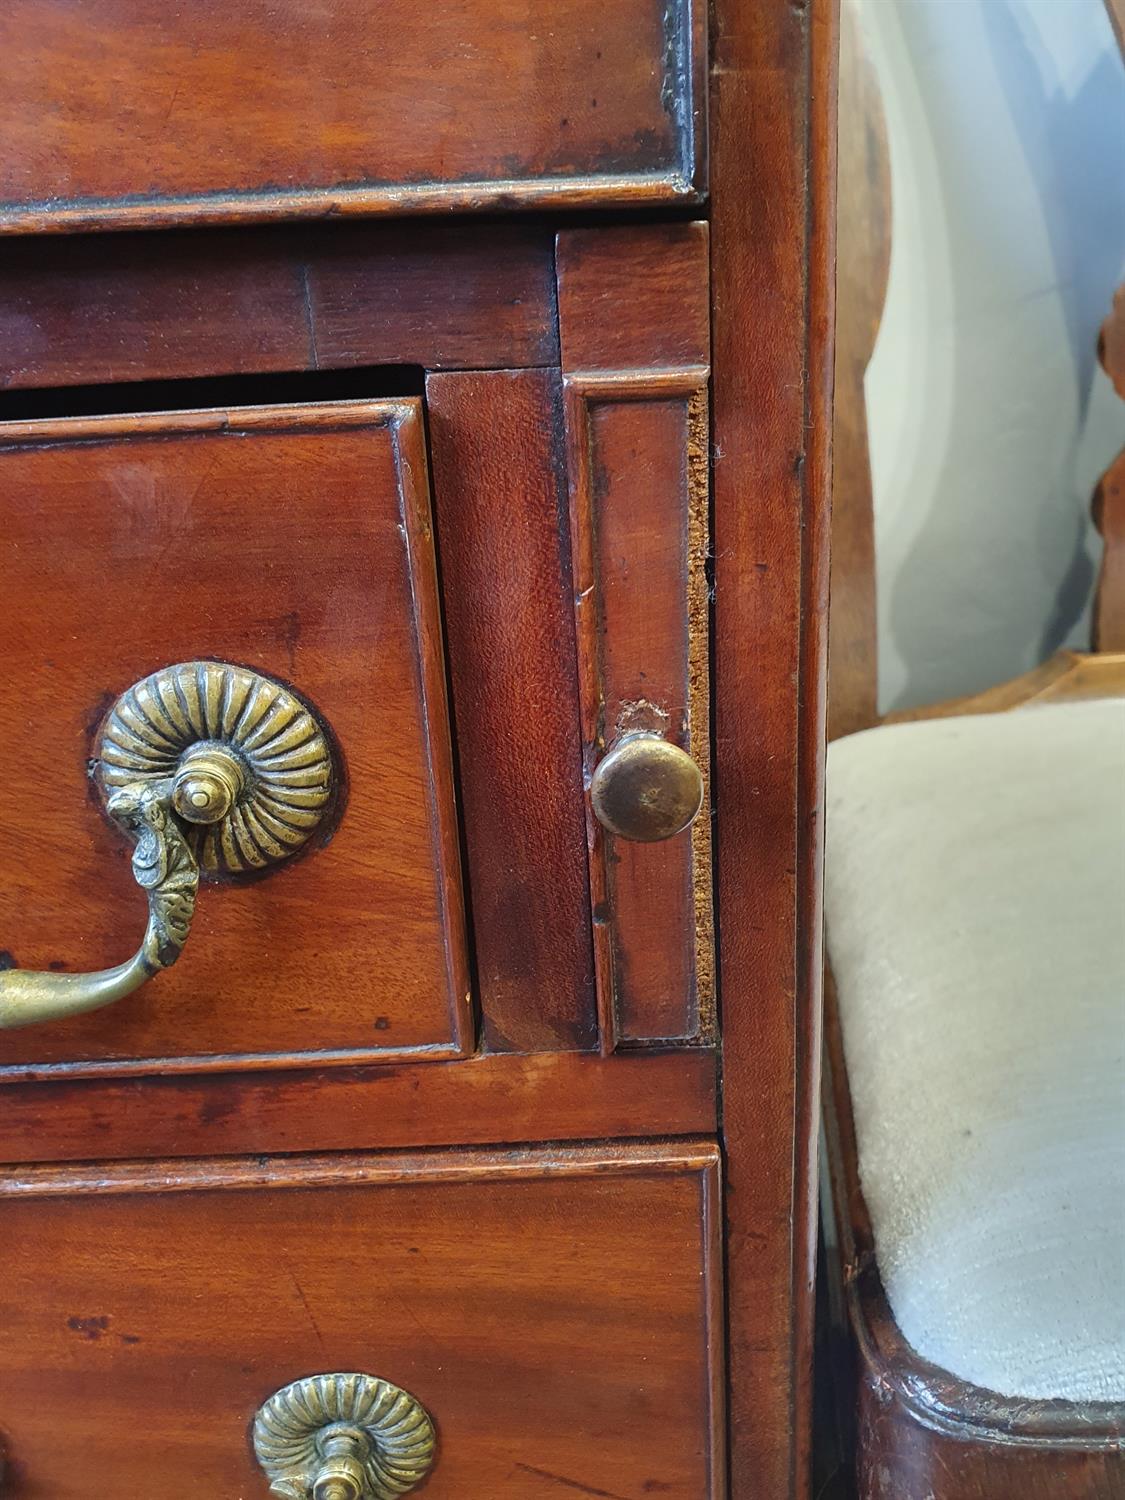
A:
[557,226,713,1048]
[0,223,559,391]
[0,401,470,1076]
[711,0,838,1493]
[857,1380,1124,1500]
[564,373,713,1047]
[0,1046,717,1165]
[0,0,705,233]
[556,224,712,374]
[425,369,596,1053]
[0,4,839,1494]
[0,1142,724,1497]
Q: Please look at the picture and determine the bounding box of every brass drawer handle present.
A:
[0,660,335,1030]
[590,732,704,843]
[253,1373,436,1500]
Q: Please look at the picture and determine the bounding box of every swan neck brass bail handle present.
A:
[0,661,335,1031]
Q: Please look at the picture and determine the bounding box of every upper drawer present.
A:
[0,400,470,1078]
[0,0,706,235]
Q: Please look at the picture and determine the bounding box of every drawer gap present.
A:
[0,363,426,423]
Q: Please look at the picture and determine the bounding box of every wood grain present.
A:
[556,224,712,374]
[0,224,559,391]
[0,1046,718,1165]
[0,402,471,1076]
[857,1378,1124,1500]
[556,225,714,1048]
[710,0,838,1493]
[0,1141,725,1498]
[563,372,714,1047]
[0,0,705,233]
[424,370,596,1052]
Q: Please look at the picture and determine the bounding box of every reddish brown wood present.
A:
[556,225,714,1048]
[424,370,596,1053]
[857,1375,1124,1499]
[0,10,837,1496]
[0,224,559,390]
[0,1045,717,1166]
[0,402,471,1076]
[563,372,713,1047]
[0,1141,724,1498]
[556,224,712,374]
[711,0,838,1494]
[0,0,705,234]
[796,8,841,1492]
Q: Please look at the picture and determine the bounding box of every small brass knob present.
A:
[171,742,246,825]
[590,734,704,843]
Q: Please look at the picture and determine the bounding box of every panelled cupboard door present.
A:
[0,1143,725,1498]
[0,401,471,1077]
[0,0,706,234]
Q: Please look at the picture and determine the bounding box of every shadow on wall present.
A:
[864,0,1125,712]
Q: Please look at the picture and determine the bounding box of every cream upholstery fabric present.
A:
[825,699,1125,1403]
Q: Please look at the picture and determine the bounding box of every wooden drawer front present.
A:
[0,1143,723,1497]
[0,401,469,1077]
[0,0,705,235]
[557,226,714,1048]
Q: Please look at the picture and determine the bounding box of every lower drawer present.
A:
[0,1142,723,1497]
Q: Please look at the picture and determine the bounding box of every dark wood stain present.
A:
[0,0,705,233]
[711,0,837,1494]
[0,223,560,391]
[425,369,597,1053]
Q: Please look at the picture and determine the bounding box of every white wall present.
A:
[857,0,1125,712]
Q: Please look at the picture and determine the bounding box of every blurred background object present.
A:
[855,0,1125,712]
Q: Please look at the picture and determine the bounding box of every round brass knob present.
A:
[171,743,246,825]
[590,734,704,843]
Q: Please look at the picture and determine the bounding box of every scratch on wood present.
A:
[283,1261,326,1353]
[513,1464,635,1500]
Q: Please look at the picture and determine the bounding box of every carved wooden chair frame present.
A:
[821,3,1125,1491]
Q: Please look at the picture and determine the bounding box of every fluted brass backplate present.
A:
[590,732,704,843]
[0,660,337,1031]
[97,660,334,875]
[253,1373,436,1500]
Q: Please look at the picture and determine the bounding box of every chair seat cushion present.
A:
[825,699,1125,1403]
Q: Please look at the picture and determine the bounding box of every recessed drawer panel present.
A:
[0,0,705,234]
[0,1143,724,1498]
[0,400,470,1076]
